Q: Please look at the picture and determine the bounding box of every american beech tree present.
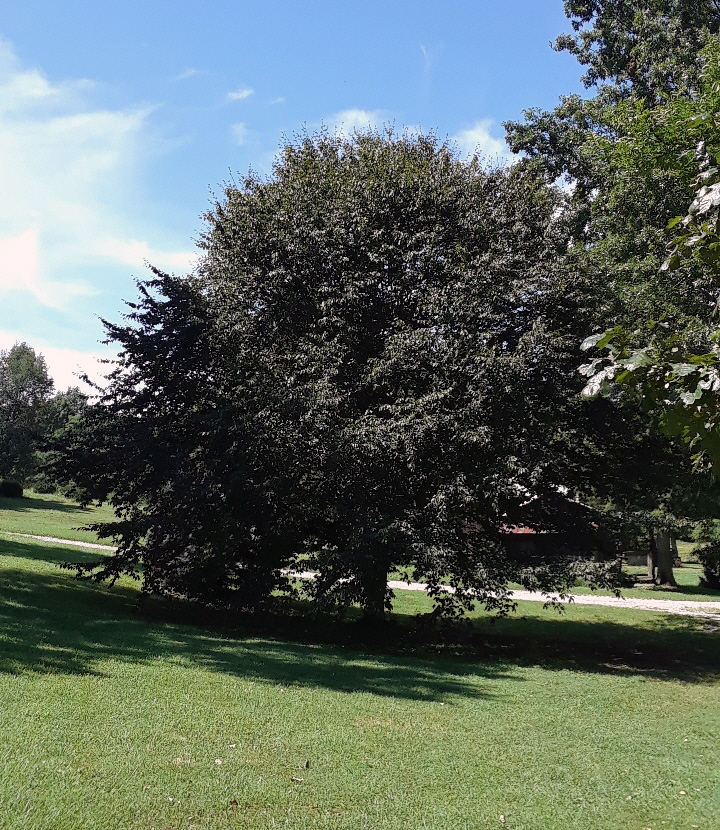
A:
[57,131,624,617]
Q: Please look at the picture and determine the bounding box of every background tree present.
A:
[55,130,625,618]
[0,342,54,482]
[504,3,720,578]
[555,0,720,102]
[33,387,88,494]
[578,40,720,473]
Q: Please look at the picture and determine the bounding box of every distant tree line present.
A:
[0,342,87,495]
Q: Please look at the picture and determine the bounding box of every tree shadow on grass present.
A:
[0,494,95,514]
[0,541,508,703]
[1,538,719,696]
[1,538,103,566]
[664,583,720,599]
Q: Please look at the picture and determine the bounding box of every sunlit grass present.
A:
[0,490,116,544]
[0,534,719,830]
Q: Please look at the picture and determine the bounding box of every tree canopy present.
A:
[555,0,720,102]
[56,130,626,617]
[506,2,720,485]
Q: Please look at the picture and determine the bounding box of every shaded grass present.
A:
[0,536,719,829]
[0,490,116,543]
[3,492,717,603]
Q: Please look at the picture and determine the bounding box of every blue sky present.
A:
[0,0,585,390]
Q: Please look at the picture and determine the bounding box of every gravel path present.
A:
[6,534,720,621]
[387,581,720,620]
[4,532,117,551]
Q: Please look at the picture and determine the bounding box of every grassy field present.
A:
[564,564,720,603]
[0,491,116,544]
[0,529,719,830]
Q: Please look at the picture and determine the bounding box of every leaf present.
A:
[580,332,607,351]
[620,350,652,370]
[690,182,720,216]
[581,327,622,352]
[669,363,699,377]
[581,368,614,399]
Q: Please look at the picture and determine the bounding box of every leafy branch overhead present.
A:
[581,116,720,469]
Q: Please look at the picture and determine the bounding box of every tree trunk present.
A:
[671,534,679,566]
[655,528,677,587]
[361,567,389,622]
[647,525,658,581]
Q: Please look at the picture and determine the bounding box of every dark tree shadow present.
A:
[666,583,720,599]
[0,494,95,514]
[2,540,103,566]
[0,542,508,702]
[1,538,718,696]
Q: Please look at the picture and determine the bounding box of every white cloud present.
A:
[0,329,112,393]
[231,122,248,145]
[173,68,200,81]
[0,39,193,309]
[93,237,198,273]
[228,87,253,101]
[452,119,513,164]
[324,108,385,138]
[269,96,285,105]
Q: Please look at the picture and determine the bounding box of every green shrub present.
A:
[0,480,24,498]
[29,473,57,494]
[696,542,720,590]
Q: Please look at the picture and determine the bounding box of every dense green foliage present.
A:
[577,43,720,470]
[0,343,53,482]
[0,480,23,498]
[533,6,720,476]
[696,541,720,588]
[0,342,88,491]
[55,130,630,616]
[504,3,720,579]
[556,0,720,102]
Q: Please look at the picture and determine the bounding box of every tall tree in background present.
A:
[505,1,720,582]
[0,343,54,481]
[556,0,720,102]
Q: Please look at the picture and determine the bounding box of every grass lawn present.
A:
[0,491,116,544]
[565,563,720,603]
[0,534,718,830]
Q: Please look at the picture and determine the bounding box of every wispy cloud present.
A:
[172,67,201,81]
[269,96,285,106]
[231,122,248,145]
[0,228,98,309]
[0,39,194,311]
[452,119,513,164]
[228,87,253,101]
[92,237,198,273]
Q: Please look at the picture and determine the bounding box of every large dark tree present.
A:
[57,130,624,618]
